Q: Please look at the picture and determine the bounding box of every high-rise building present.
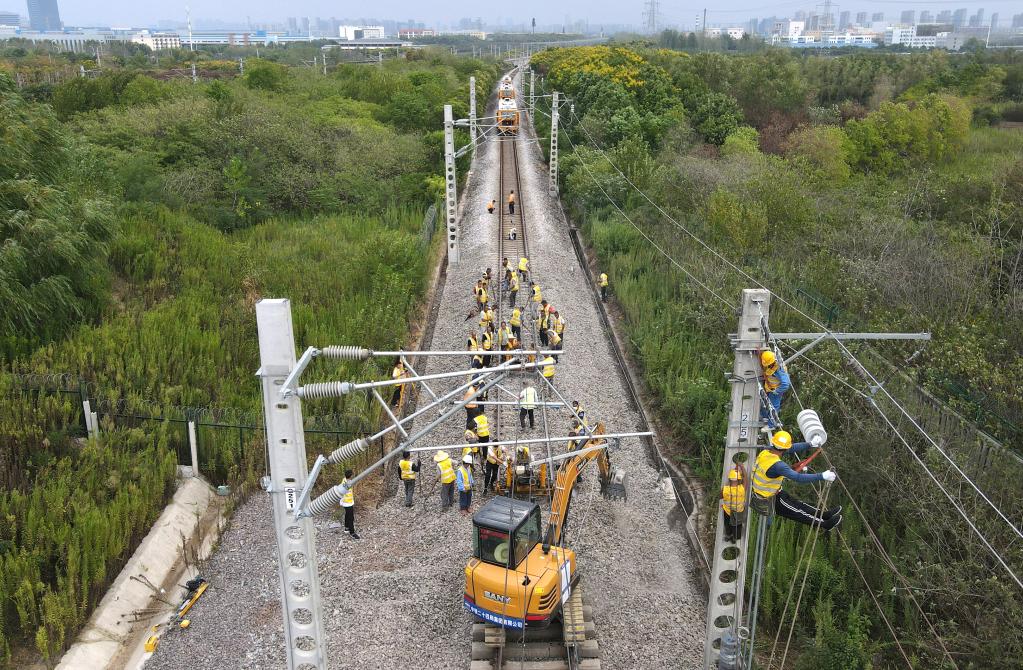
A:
[900,10,915,25]
[968,8,984,27]
[26,0,60,31]
[937,10,952,22]
[287,16,298,34]
[989,12,998,28]
[952,8,967,29]
[0,10,19,25]
[871,12,884,22]
[1012,13,1023,28]
[838,10,850,29]
[855,11,867,25]
[920,11,933,23]
[300,16,309,33]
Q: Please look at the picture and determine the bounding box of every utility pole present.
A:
[703,8,708,35]
[239,57,245,74]
[703,288,770,670]
[443,104,460,264]
[322,53,327,75]
[548,91,559,197]
[469,76,477,159]
[530,69,536,118]
[256,299,327,670]
[191,62,197,84]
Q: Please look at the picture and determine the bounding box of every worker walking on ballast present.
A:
[507,190,516,215]
[398,450,421,507]
[457,454,475,515]
[339,469,359,539]
[598,272,609,302]
[435,451,457,511]
[751,431,841,529]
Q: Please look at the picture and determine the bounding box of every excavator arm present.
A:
[542,423,626,547]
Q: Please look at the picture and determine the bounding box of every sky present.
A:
[35,0,1022,30]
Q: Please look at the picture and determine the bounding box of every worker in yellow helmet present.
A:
[484,444,505,494]
[434,450,457,511]
[398,450,421,507]
[720,466,746,542]
[759,350,790,430]
[339,469,359,539]
[463,429,480,472]
[598,272,609,302]
[751,430,841,529]
[509,307,522,340]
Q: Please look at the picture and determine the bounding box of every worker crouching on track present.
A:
[340,469,359,539]
[435,451,457,511]
[751,431,842,530]
[721,466,746,542]
[399,450,421,507]
[457,454,475,515]
[488,199,496,214]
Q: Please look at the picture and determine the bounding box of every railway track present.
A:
[474,73,603,670]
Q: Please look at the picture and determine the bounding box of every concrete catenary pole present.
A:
[469,76,477,159]
[703,288,770,670]
[548,91,559,197]
[256,299,328,670]
[529,69,536,118]
[443,104,460,264]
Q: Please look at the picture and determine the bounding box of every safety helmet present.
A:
[463,454,474,464]
[464,429,477,443]
[771,431,793,450]
[433,450,449,462]
[727,469,740,480]
[761,351,776,367]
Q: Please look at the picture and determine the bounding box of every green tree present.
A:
[690,92,743,145]
[244,60,287,92]
[785,125,852,183]
[720,126,760,157]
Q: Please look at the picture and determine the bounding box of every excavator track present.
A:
[470,594,601,670]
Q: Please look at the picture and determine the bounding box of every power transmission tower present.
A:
[643,0,661,33]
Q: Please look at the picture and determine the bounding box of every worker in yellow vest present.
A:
[720,466,746,542]
[479,304,495,331]
[509,307,522,340]
[570,400,586,426]
[552,311,565,346]
[518,256,529,282]
[390,358,407,407]
[457,454,475,515]
[530,283,543,318]
[498,321,512,351]
[546,328,562,362]
[462,429,480,472]
[541,355,556,382]
[434,451,457,511]
[537,300,550,346]
[484,444,505,494]
[598,272,609,302]
[518,382,537,429]
[339,469,359,539]
[751,431,841,529]
[467,329,478,352]
[464,384,481,429]
[398,450,421,507]
[481,324,495,366]
[509,271,520,307]
[473,412,491,455]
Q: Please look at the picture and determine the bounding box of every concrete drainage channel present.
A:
[56,470,226,670]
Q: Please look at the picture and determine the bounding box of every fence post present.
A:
[188,419,200,478]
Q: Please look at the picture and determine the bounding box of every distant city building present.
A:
[952,8,968,29]
[1013,13,1023,28]
[989,12,998,28]
[0,10,19,26]
[397,27,436,39]
[937,10,952,23]
[339,25,385,40]
[300,17,309,33]
[871,12,884,22]
[839,11,850,30]
[968,8,984,27]
[287,16,298,34]
[322,38,404,50]
[132,29,180,50]
[773,19,805,37]
[920,11,934,24]
[884,24,941,47]
[900,10,915,25]
[0,26,121,51]
[707,27,746,39]
[26,0,60,31]
[855,11,867,26]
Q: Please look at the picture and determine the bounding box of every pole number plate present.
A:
[285,487,296,511]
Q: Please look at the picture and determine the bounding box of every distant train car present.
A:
[499,83,516,100]
[497,97,519,135]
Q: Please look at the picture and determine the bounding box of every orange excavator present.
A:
[463,423,626,629]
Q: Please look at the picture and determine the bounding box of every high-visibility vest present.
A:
[457,465,473,492]
[472,354,484,368]
[751,450,784,499]
[340,478,354,507]
[467,335,478,351]
[520,387,537,409]
[474,414,490,437]
[516,446,530,460]
[511,276,519,291]
[510,309,521,326]
[721,484,745,513]
[548,331,562,346]
[532,286,542,302]
[764,364,786,393]
[482,331,493,350]
[463,445,478,458]
[487,447,504,464]
[399,459,417,480]
[539,311,549,329]
[599,273,608,287]
[480,309,493,327]
[479,288,488,304]
[554,317,565,334]
[519,257,529,272]
[499,326,511,346]
[438,458,456,484]
[542,356,556,378]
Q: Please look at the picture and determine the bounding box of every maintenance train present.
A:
[497,75,519,135]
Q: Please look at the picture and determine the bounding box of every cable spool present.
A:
[796,409,827,446]
[320,346,370,361]
[306,484,345,516]
[297,382,349,399]
[326,437,369,464]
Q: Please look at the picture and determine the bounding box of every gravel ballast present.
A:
[146,72,706,670]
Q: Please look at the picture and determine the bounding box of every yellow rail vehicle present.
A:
[497,97,519,135]
[463,426,626,629]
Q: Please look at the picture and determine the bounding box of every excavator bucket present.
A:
[603,468,627,501]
